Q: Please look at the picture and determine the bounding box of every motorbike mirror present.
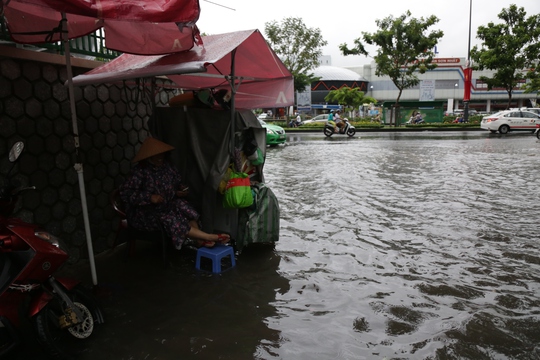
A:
[8,142,24,162]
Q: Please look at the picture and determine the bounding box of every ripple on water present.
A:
[262,134,540,359]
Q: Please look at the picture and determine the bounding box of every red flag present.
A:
[463,67,472,102]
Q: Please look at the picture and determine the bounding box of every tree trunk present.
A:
[393,89,403,127]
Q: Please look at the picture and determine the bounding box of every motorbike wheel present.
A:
[323,127,334,137]
[34,284,104,359]
[347,128,356,137]
[536,131,540,140]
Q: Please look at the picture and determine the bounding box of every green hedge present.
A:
[280,116,483,130]
[403,122,480,128]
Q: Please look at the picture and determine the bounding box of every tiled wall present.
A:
[0,54,172,262]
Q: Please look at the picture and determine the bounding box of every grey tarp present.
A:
[149,106,267,241]
[237,183,280,251]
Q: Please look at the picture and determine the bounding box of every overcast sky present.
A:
[196,0,540,68]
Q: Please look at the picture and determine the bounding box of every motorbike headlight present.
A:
[35,231,69,252]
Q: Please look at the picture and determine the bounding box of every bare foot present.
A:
[196,240,215,248]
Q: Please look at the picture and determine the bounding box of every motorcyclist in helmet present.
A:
[334,110,344,133]
[327,110,336,131]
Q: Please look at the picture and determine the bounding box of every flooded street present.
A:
[264,131,540,360]
[7,131,540,360]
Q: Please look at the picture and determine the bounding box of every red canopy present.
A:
[1,0,204,286]
[2,0,201,54]
[72,29,295,109]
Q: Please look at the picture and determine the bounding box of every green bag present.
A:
[223,172,253,209]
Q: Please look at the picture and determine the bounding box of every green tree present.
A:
[524,68,540,95]
[325,87,376,115]
[265,17,327,91]
[339,11,443,124]
[471,5,540,108]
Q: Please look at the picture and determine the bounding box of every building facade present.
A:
[347,57,537,113]
[301,66,368,114]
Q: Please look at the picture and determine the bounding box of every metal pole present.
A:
[229,49,237,158]
[62,13,98,286]
[454,83,458,110]
[464,0,472,123]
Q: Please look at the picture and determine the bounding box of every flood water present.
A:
[8,131,540,360]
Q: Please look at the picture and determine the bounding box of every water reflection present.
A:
[263,131,540,359]
[8,131,540,359]
[86,246,291,360]
[6,245,290,360]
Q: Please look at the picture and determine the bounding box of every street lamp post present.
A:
[454,83,458,110]
[463,0,473,122]
[366,85,374,118]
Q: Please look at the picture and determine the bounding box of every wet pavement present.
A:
[6,131,540,359]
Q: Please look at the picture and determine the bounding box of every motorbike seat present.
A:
[110,189,171,268]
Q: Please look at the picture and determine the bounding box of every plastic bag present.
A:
[218,166,233,194]
[223,172,253,208]
[248,147,264,166]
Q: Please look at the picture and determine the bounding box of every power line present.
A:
[202,0,236,11]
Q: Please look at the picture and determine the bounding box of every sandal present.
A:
[185,238,216,249]
[193,240,214,248]
[216,233,231,244]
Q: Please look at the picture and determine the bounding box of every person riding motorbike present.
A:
[334,110,345,133]
[327,110,334,123]
[295,112,302,127]
[288,112,302,128]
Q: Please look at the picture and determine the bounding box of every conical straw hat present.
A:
[132,137,175,163]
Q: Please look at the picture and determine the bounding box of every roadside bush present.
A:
[404,122,479,128]
[350,121,385,128]
[442,115,482,124]
[300,122,323,128]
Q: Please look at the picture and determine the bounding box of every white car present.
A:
[445,109,478,117]
[257,113,268,120]
[480,110,540,134]
[520,107,540,116]
[302,114,330,125]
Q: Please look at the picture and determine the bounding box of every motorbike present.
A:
[288,119,303,128]
[406,116,425,125]
[323,118,356,137]
[0,142,104,359]
[535,124,540,140]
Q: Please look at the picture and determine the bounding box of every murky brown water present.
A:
[267,131,540,360]
[7,131,540,360]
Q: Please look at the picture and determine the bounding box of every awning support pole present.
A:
[62,12,98,286]
[229,49,237,159]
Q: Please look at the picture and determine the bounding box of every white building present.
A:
[346,57,537,113]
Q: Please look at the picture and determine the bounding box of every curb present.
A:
[284,127,484,133]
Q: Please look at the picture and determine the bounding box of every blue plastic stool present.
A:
[195,245,236,273]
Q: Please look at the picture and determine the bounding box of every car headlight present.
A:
[35,231,69,252]
[266,128,275,134]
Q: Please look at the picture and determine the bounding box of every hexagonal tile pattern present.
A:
[0,55,176,264]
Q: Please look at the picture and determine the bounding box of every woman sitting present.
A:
[119,137,230,249]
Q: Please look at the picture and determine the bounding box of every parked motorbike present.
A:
[535,124,540,140]
[0,142,104,359]
[323,119,356,137]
